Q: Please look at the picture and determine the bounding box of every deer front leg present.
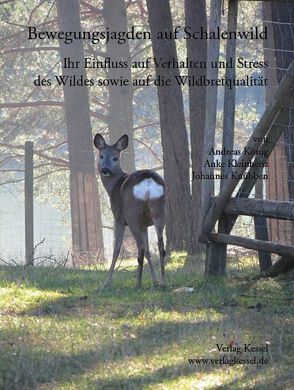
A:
[101,220,125,290]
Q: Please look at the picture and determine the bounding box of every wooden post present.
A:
[205,0,238,276]
[25,141,34,265]
[208,233,294,259]
[254,180,272,271]
[223,198,294,220]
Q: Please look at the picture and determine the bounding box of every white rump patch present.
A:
[133,178,164,201]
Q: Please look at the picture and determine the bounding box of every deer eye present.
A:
[100,155,104,159]
[113,157,118,161]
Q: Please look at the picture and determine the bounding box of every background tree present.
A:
[56,0,104,259]
[185,0,207,254]
[0,0,275,266]
[103,0,135,172]
[146,0,192,252]
[0,0,152,263]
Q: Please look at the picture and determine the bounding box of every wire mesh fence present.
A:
[0,145,72,265]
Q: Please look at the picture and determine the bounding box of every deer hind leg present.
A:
[129,226,158,288]
[155,220,166,287]
[136,243,144,289]
[126,225,144,288]
[149,199,166,287]
[140,228,159,287]
[102,220,125,290]
[129,229,147,289]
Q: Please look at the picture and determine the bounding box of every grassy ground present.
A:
[0,255,293,389]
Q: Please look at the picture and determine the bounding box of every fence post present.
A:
[254,180,272,271]
[25,141,34,265]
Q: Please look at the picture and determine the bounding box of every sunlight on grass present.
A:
[149,368,246,390]
[0,286,68,314]
[228,254,256,273]
[0,263,292,389]
[166,252,187,270]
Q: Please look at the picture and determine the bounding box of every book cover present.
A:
[0,0,293,388]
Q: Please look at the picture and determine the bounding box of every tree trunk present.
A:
[103,0,135,173]
[103,0,136,258]
[146,0,192,252]
[201,0,222,274]
[185,0,207,254]
[56,0,104,262]
[201,0,222,219]
[263,0,294,245]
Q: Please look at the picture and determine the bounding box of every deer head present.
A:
[93,133,128,178]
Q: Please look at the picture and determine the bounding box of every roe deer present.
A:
[94,133,166,289]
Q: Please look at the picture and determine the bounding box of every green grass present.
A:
[0,256,293,389]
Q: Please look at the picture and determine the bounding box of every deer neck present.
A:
[101,169,128,198]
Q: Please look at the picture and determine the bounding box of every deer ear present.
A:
[115,134,128,151]
[94,133,106,150]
